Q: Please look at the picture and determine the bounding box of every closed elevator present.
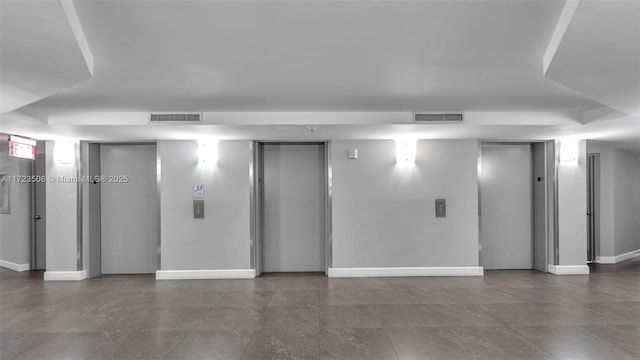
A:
[254,142,327,274]
[479,142,549,271]
[97,144,159,275]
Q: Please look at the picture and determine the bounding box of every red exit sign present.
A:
[8,135,36,160]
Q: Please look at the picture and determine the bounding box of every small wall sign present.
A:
[193,184,204,198]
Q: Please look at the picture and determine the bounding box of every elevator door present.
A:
[262,143,325,272]
[100,144,158,274]
[481,144,533,269]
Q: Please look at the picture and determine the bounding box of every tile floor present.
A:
[0,258,638,359]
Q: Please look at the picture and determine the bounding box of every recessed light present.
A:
[305,126,319,133]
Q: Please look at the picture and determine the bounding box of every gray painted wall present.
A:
[613,148,640,255]
[0,134,32,267]
[557,140,587,266]
[159,140,251,270]
[45,141,79,271]
[331,140,479,268]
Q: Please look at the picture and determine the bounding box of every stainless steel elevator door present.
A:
[100,144,158,274]
[481,144,533,270]
[262,143,325,272]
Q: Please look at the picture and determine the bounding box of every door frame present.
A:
[82,142,161,278]
[29,152,46,270]
[478,141,553,272]
[586,153,600,263]
[250,141,331,276]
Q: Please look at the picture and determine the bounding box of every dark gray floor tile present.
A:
[404,288,457,304]
[278,276,327,291]
[92,330,189,360]
[268,290,319,308]
[14,332,122,360]
[192,306,265,331]
[320,305,382,329]
[576,325,640,357]
[373,304,443,328]
[320,328,398,360]
[513,325,639,360]
[583,301,640,325]
[449,326,555,359]
[0,332,58,360]
[385,327,475,360]
[430,304,506,327]
[483,302,612,327]
[123,307,207,332]
[1,258,639,360]
[263,306,319,334]
[208,290,274,308]
[242,329,319,360]
[320,288,422,305]
[498,287,578,304]
[169,329,253,359]
[442,288,524,304]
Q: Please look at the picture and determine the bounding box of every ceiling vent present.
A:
[149,112,202,123]
[413,112,464,123]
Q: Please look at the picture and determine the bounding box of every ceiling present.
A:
[0,0,638,149]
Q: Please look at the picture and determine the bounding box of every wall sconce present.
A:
[54,140,76,165]
[198,139,218,166]
[395,139,416,165]
[560,138,579,162]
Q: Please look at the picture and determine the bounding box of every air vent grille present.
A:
[414,112,464,122]
[149,113,201,122]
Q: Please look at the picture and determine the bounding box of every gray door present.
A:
[32,153,46,270]
[100,144,158,274]
[262,143,325,272]
[481,144,533,270]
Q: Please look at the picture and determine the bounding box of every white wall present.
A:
[331,140,479,268]
[159,140,251,270]
[557,140,587,266]
[45,141,79,271]
[0,134,31,269]
[613,148,640,255]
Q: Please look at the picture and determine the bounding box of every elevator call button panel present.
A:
[435,198,446,218]
[194,200,204,219]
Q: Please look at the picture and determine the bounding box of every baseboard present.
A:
[597,249,640,264]
[548,264,589,275]
[156,269,256,280]
[44,270,87,281]
[0,260,30,272]
[327,266,484,278]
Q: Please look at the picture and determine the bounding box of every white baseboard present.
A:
[597,249,640,264]
[548,264,590,275]
[44,270,87,281]
[327,266,484,278]
[156,269,256,280]
[0,260,30,272]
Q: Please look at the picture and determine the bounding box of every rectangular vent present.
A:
[414,112,464,122]
[149,113,201,123]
